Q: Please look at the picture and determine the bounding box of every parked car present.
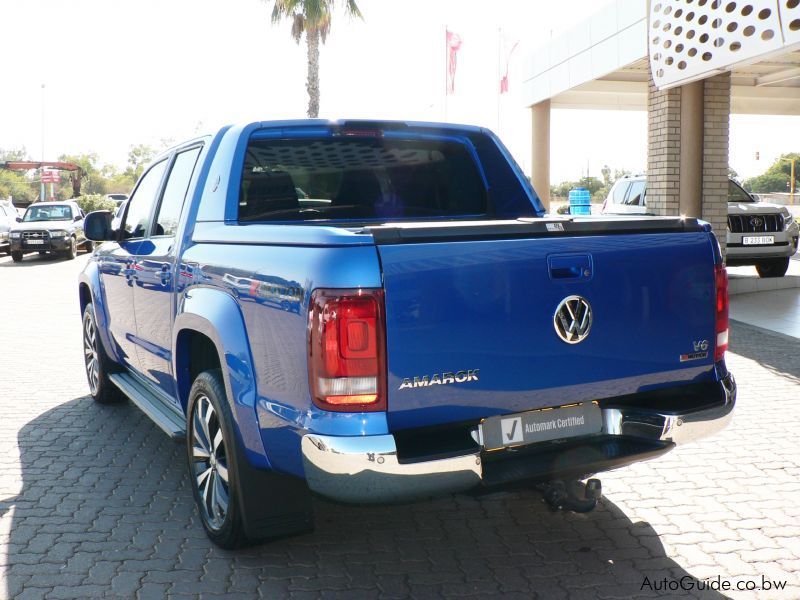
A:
[0,201,21,254]
[79,120,735,548]
[103,193,129,207]
[602,174,799,277]
[9,201,91,262]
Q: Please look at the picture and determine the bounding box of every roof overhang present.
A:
[523,0,800,115]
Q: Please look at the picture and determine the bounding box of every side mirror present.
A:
[84,210,117,241]
[74,214,82,222]
[750,193,760,202]
[15,217,21,222]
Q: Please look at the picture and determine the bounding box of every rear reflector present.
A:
[308,289,387,412]
[714,264,729,362]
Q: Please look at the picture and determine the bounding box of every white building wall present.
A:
[522,0,648,106]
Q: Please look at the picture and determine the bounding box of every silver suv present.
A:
[602,175,799,277]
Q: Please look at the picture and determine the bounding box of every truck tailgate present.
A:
[375,225,718,431]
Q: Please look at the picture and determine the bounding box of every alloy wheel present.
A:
[83,312,100,395]
[191,396,230,530]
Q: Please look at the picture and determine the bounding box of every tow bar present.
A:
[538,479,602,513]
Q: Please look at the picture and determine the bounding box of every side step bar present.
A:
[109,373,186,440]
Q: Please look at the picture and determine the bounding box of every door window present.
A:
[611,182,630,204]
[124,160,168,238]
[728,180,753,203]
[154,147,202,237]
[625,181,647,206]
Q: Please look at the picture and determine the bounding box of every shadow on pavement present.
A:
[0,252,67,268]
[1,396,730,598]
[730,321,800,383]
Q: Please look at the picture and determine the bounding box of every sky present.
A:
[1,0,798,185]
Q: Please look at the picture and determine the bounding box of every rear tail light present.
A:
[308,289,387,412]
[714,263,729,362]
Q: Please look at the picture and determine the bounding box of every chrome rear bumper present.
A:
[301,375,735,504]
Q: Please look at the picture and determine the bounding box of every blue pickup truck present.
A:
[79,120,735,548]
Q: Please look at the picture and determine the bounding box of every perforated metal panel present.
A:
[782,0,800,45]
[649,0,790,88]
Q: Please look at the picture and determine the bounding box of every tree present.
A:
[126,144,157,181]
[601,165,611,187]
[58,153,103,198]
[269,0,363,118]
[744,153,799,193]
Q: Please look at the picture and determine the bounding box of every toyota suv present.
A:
[602,175,798,277]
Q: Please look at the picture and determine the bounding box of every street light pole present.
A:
[40,83,46,202]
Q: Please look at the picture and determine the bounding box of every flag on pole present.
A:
[446,29,462,95]
[499,34,519,94]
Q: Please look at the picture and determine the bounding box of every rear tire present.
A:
[82,303,125,404]
[187,370,248,549]
[11,251,22,263]
[755,257,789,278]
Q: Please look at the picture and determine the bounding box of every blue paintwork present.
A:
[79,119,726,484]
[179,238,385,476]
[379,231,719,430]
[174,287,270,468]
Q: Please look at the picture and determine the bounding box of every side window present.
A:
[626,181,647,206]
[154,147,202,237]
[124,160,168,238]
[611,182,630,204]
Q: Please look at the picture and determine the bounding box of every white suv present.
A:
[602,175,799,277]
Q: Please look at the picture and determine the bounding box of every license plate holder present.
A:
[480,403,603,450]
[742,235,774,245]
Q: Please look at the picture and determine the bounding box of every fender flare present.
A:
[78,263,119,367]
[173,286,270,469]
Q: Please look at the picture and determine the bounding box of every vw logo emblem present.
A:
[553,295,593,344]
[750,216,763,228]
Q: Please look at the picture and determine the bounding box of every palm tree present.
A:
[270,0,363,118]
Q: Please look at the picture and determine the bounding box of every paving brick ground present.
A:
[0,251,799,599]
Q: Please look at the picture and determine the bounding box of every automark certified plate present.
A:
[480,402,603,450]
[743,236,774,245]
[25,239,44,245]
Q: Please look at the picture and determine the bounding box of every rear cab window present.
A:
[238,128,537,224]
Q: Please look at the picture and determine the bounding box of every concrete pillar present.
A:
[646,73,731,257]
[531,100,551,212]
[701,73,731,257]
[679,81,703,218]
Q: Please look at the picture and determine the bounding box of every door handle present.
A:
[548,254,593,280]
[160,264,171,284]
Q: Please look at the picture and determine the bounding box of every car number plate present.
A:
[26,239,44,245]
[480,402,603,450]
[743,236,774,245]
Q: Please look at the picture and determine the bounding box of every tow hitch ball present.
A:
[539,479,602,513]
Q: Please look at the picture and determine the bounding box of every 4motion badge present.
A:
[680,340,709,362]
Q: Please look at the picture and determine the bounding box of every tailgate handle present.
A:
[548,254,592,280]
